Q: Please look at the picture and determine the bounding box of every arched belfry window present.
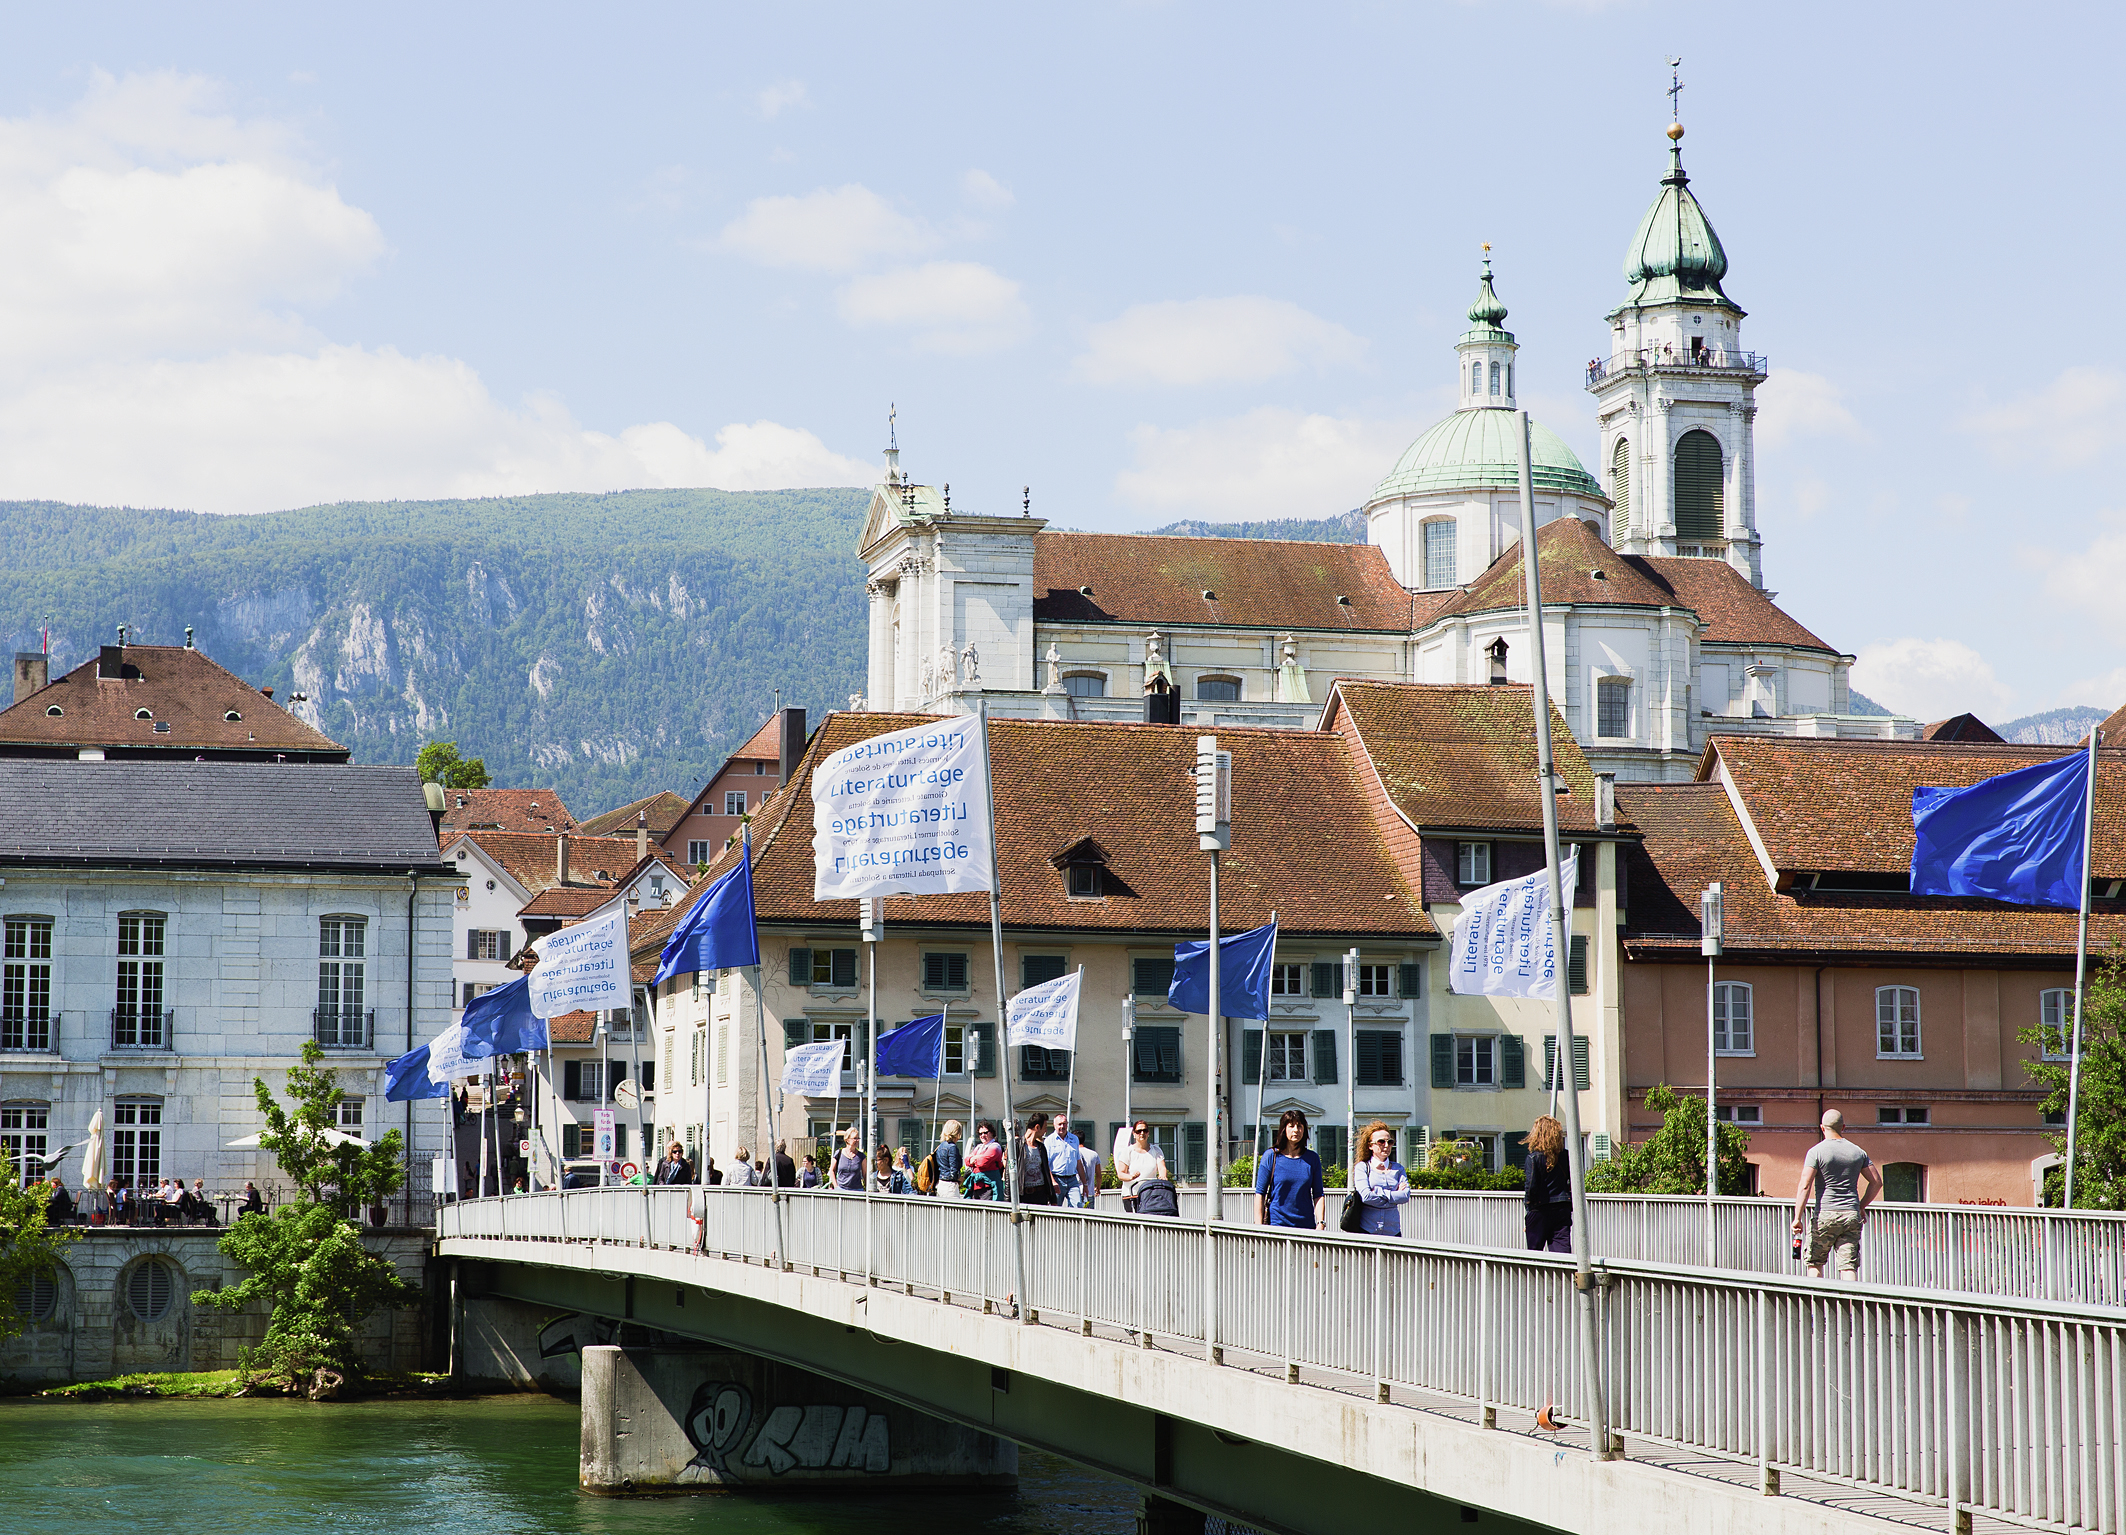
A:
[1471,362,1482,397]
[1609,438,1631,546]
[1673,430,1724,540]
[1488,362,1501,397]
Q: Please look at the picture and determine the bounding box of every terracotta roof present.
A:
[2097,701,2126,746]
[1921,714,2005,744]
[546,1010,598,1045]
[1031,531,1414,632]
[520,886,626,919]
[1430,520,1838,654]
[578,790,688,838]
[437,788,578,836]
[447,831,645,895]
[731,715,785,761]
[0,645,347,755]
[1618,780,2126,960]
[1706,736,2126,881]
[1321,680,1608,835]
[635,711,1435,959]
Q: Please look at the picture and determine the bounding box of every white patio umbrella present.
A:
[81,1111,106,1186]
[224,1128,367,1150]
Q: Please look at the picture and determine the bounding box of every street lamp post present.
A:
[1197,735,1230,1365]
[1701,882,1724,1268]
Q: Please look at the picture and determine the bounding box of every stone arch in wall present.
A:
[112,1252,191,1373]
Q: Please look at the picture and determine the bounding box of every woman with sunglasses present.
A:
[1116,1121,1169,1212]
[963,1121,1004,1200]
[1352,1120,1411,1237]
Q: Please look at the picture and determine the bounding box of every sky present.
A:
[2,3,2123,725]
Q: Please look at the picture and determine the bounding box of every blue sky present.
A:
[3,3,2122,724]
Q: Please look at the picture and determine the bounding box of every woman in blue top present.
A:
[1352,1119,1411,1237]
[1254,1109,1325,1230]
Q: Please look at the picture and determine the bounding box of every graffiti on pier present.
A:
[679,1381,891,1479]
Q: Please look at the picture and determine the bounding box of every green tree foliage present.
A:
[416,740,491,789]
[0,1178,78,1342]
[254,1040,407,1214]
[2022,950,2126,1208]
[191,1203,420,1396]
[1584,1083,1753,1195]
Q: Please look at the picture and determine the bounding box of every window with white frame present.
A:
[576,1061,606,1102]
[335,1098,364,1134]
[2,917,53,1052]
[2,1103,48,1186]
[467,929,509,962]
[1422,520,1457,589]
[1195,675,1241,702]
[1357,964,1393,998]
[942,1023,966,1076]
[1488,361,1501,396]
[1456,1035,1497,1088]
[1876,986,1922,1058]
[1597,676,1632,738]
[725,791,746,816]
[1456,841,1491,887]
[1266,1031,1307,1082]
[1062,673,1106,698]
[462,981,500,1009]
[686,841,712,865]
[318,917,366,1016]
[1269,964,1304,998]
[1712,1104,1762,1124]
[2040,989,2076,1061]
[1713,981,1753,1054]
[115,913,167,1045]
[1878,1105,1930,1125]
[113,1097,161,1187]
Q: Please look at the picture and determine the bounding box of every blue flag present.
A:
[653,847,759,987]
[1911,751,2091,909]
[1169,921,1279,1020]
[463,973,549,1055]
[384,1043,447,1101]
[876,1013,946,1079]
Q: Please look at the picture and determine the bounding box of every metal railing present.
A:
[1587,347,1766,385]
[313,1006,375,1050]
[0,1010,56,1052]
[441,1187,2126,1534]
[108,1006,173,1049]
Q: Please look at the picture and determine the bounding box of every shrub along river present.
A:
[0,1394,1142,1534]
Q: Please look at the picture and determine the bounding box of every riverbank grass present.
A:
[34,1369,450,1401]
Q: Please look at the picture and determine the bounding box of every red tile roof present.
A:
[438,788,578,836]
[1921,714,2005,744]
[546,1009,598,1045]
[633,711,1436,959]
[447,831,645,895]
[732,715,786,761]
[2097,701,2126,746]
[0,645,347,755]
[1031,531,1415,632]
[578,790,689,838]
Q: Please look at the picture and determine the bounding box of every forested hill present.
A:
[0,489,872,816]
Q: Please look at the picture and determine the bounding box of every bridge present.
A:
[437,1187,2126,1535]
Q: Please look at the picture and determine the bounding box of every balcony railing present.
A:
[0,1011,56,1053]
[1587,346,1766,385]
[314,1007,376,1050]
[109,1007,174,1050]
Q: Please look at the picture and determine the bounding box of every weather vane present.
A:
[888,402,897,450]
[1667,57,1684,123]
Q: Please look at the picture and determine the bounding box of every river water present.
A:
[0,1395,1141,1535]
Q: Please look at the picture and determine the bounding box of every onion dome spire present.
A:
[1616,117,1736,311]
[1468,254,1509,328]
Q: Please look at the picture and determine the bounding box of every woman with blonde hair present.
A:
[1351,1120,1411,1236]
[934,1119,965,1199]
[1523,1115,1574,1252]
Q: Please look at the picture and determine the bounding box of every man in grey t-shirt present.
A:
[1791,1109,1883,1280]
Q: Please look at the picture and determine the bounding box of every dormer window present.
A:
[1068,864,1102,898]
[135,708,153,720]
[45,705,62,717]
[1052,836,1111,901]
[224,711,242,722]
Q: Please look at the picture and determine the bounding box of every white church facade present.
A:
[856,124,1917,781]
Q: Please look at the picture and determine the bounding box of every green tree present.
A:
[0,1178,78,1342]
[254,1040,407,1215]
[1585,1083,1753,1195]
[415,740,491,790]
[2021,950,2126,1208]
[191,1202,421,1397]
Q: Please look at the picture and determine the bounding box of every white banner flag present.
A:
[1448,850,1579,1001]
[812,718,993,901]
[426,1021,477,1084]
[780,1036,848,1096]
[528,902,630,1017]
[1007,967,1081,1050]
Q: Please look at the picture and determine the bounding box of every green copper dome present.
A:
[1616,132,1737,312]
[1370,410,1603,503]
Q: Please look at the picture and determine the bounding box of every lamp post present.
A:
[1197,735,1230,1364]
[1701,882,1724,1268]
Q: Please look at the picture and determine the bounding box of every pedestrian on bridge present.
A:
[933,1120,965,1199]
[655,1143,693,1185]
[771,1140,797,1188]
[834,1128,865,1192]
[1020,1116,1060,1205]
[1523,1115,1574,1253]
[1351,1120,1410,1236]
[1043,1115,1085,1207]
[965,1122,1004,1200]
[1117,1121,1169,1213]
[1792,1109,1882,1281]
[1255,1109,1325,1230]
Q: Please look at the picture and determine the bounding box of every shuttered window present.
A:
[126,1258,175,1321]
[1609,437,1630,545]
[1568,935,1589,994]
[1310,961,1339,999]
[1310,1029,1338,1085]
[1543,1034,1592,1092]
[1354,1029,1403,1086]
[1132,1025,1181,1083]
[1673,430,1723,540]
[1422,520,1457,589]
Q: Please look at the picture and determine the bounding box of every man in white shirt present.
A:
[1043,1118,1085,1208]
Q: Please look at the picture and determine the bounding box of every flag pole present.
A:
[1517,409,1611,1460]
[976,700,1031,1323]
[1196,734,1228,1364]
[744,825,787,1267]
[2064,727,2101,1209]
[864,912,877,1285]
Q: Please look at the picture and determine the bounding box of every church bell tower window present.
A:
[1422,520,1457,590]
[1673,430,1723,541]
[1609,438,1631,547]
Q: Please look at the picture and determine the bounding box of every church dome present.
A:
[1370,410,1603,503]
[1617,131,1735,310]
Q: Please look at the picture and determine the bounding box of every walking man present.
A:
[1044,1114,1084,1208]
[1791,1109,1882,1281]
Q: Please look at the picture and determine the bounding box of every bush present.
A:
[2022,949,2126,1208]
[1409,1165,1526,1191]
[1584,1083,1751,1195]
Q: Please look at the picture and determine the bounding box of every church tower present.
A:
[1589,111,1766,587]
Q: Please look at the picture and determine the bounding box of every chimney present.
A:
[260,686,275,700]
[1595,772,1616,832]
[12,653,47,704]
[636,810,648,861]
[556,835,571,885]
[778,707,807,784]
[98,644,124,679]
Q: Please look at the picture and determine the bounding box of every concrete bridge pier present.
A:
[1138,1494,1206,1535]
[578,1344,1019,1495]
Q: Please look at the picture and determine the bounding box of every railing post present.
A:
[1080,1213,1092,1336]
[1478,1257,1493,1429]
[1139,1220,1151,1348]
[1756,1285,1778,1495]
[1373,1243,1387,1403]
[1944,1307,1969,1534]
[1282,1238,1296,1384]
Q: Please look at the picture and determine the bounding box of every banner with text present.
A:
[1448,850,1578,1001]
[528,902,630,1017]
[813,719,993,901]
[780,1036,848,1096]
[1007,967,1082,1051]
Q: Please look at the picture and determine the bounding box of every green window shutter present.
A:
[1430,1034,1455,1089]
[1610,436,1631,546]
[1311,961,1338,999]
[1022,955,1068,988]
[970,1022,995,1078]
[1573,1036,1590,1092]
[1311,1029,1338,1085]
[1133,956,1174,998]
[1182,1121,1207,1182]
[1568,935,1589,995]
[1590,1132,1614,1163]
[1380,1030,1403,1086]
[1317,1125,1347,1172]
[1354,1030,1380,1086]
[1398,962,1421,999]
[787,948,811,986]
[1406,1125,1431,1169]
[1504,1131,1529,1170]
[563,1060,581,1100]
[1500,1034,1525,1089]
[1673,429,1723,540]
[781,1018,808,1049]
[831,948,858,988]
[1242,1029,1262,1085]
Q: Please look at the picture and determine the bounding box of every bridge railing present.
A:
[441,1188,2126,1534]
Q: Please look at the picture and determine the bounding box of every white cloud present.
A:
[961,168,1014,210]
[714,184,937,273]
[1754,369,1864,449]
[1115,406,1415,519]
[2058,666,2126,715]
[1849,638,2015,724]
[755,79,810,119]
[0,75,875,514]
[1073,297,1366,388]
[1962,365,2126,468]
[835,261,1030,354]
[2023,511,2126,644]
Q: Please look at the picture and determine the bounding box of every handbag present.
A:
[1339,1188,1366,1232]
